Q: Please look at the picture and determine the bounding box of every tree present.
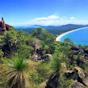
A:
[31,28,55,44]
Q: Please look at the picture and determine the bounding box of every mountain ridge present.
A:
[15,24,88,35]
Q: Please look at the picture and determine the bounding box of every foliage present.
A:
[0,27,88,88]
[3,57,28,88]
[31,28,55,44]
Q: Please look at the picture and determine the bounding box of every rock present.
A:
[0,17,11,31]
[71,81,85,88]
[74,67,85,79]
[39,80,47,88]
[45,72,59,88]
[65,66,86,86]
[83,76,88,86]
[65,67,85,80]
[71,46,80,51]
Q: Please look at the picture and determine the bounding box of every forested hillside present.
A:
[0,27,88,88]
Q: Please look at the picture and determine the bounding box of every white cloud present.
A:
[27,15,63,25]
[18,15,88,26]
[34,15,60,21]
[69,16,76,20]
[29,15,61,25]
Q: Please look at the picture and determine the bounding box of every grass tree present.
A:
[3,57,28,88]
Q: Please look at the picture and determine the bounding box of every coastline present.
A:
[56,27,88,41]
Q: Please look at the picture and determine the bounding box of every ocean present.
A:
[57,27,88,45]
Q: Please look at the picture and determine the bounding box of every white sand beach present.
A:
[56,27,87,41]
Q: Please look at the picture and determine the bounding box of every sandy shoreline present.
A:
[56,27,88,41]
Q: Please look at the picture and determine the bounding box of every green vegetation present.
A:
[0,27,88,88]
[3,57,28,88]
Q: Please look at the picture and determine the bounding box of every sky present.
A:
[0,0,88,26]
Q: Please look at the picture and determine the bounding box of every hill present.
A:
[15,24,88,35]
[0,27,88,88]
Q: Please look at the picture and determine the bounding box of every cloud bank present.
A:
[17,15,88,26]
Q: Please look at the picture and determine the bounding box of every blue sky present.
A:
[0,0,88,26]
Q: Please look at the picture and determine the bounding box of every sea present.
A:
[59,27,88,46]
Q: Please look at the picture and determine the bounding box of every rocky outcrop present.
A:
[71,46,88,61]
[0,17,11,32]
[65,66,88,88]
[71,76,88,88]
[74,67,85,79]
[71,81,85,88]
[45,72,59,88]
[83,76,88,86]
[32,48,49,61]
[31,38,49,61]
[46,66,88,88]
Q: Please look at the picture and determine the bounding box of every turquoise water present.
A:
[60,27,88,45]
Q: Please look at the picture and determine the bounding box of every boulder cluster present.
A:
[0,17,10,32]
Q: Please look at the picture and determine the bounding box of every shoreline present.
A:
[56,27,88,41]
